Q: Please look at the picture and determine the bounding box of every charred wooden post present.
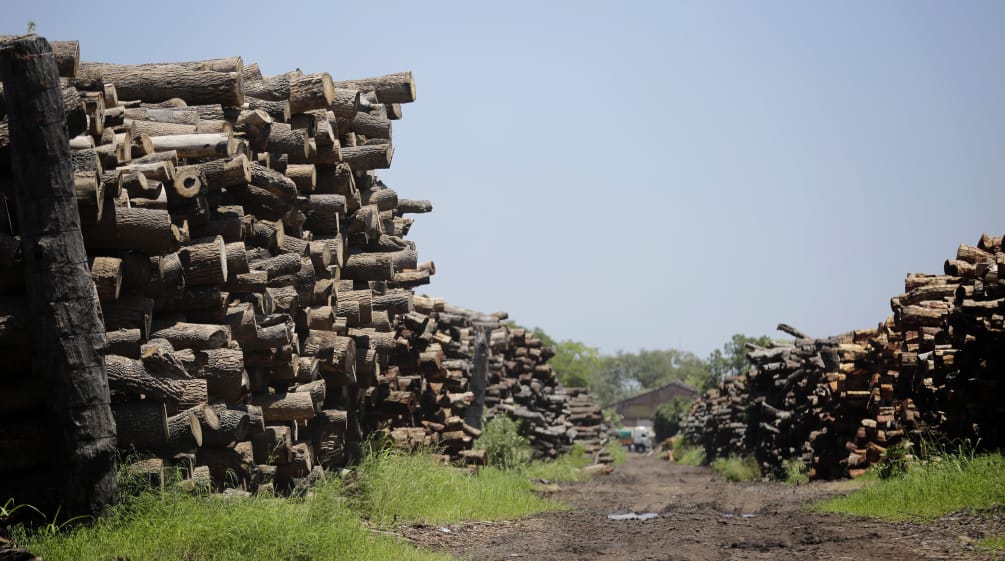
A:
[0,35,117,517]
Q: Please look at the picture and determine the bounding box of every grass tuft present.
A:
[816,452,1005,521]
[979,535,1005,551]
[671,438,706,466]
[348,448,562,525]
[11,476,446,561]
[604,440,628,465]
[710,455,762,482]
[783,459,810,485]
[523,444,593,482]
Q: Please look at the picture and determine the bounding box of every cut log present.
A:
[251,391,317,421]
[334,72,415,104]
[76,60,243,106]
[179,236,228,286]
[151,321,230,350]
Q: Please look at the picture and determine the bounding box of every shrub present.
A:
[474,416,532,470]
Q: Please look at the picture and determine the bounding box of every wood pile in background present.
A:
[0,40,608,497]
[684,233,1005,479]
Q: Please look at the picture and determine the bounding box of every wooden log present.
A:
[90,256,122,302]
[244,70,299,101]
[123,107,200,125]
[286,164,316,193]
[112,400,169,450]
[343,251,395,281]
[196,441,254,486]
[82,205,181,254]
[397,199,433,214]
[179,235,228,286]
[266,123,309,159]
[151,321,230,350]
[191,348,247,403]
[348,111,391,139]
[327,88,361,119]
[334,72,415,104]
[106,354,206,407]
[340,144,393,170]
[150,132,239,159]
[251,426,293,464]
[76,60,243,106]
[301,194,346,235]
[251,391,317,421]
[249,162,299,201]
[246,97,291,122]
[289,73,335,114]
[251,252,301,279]
[202,405,250,447]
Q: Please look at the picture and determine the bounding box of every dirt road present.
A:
[403,455,1003,561]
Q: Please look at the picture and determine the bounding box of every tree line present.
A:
[516,325,771,436]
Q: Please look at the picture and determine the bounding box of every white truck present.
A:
[616,426,655,452]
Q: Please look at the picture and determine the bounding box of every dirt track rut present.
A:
[401,455,1002,561]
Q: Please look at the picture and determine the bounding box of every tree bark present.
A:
[0,36,117,517]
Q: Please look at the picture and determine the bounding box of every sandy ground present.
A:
[398,454,1005,561]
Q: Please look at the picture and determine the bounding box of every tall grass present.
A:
[605,440,628,465]
[523,444,593,482]
[817,452,1005,521]
[349,448,562,525]
[11,477,446,561]
[710,455,762,482]
[671,437,706,466]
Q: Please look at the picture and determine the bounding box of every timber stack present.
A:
[1,37,607,498]
[0,37,430,494]
[684,233,1005,479]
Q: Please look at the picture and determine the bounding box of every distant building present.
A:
[613,380,699,425]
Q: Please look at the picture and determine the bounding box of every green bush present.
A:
[474,416,532,469]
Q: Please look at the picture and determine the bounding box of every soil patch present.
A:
[399,454,1005,560]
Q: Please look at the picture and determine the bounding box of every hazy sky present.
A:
[8,1,1005,356]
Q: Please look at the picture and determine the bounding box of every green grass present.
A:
[672,439,706,466]
[523,445,593,482]
[979,535,1005,551]
[349,449,562,525]
[783,459,810,485]
[11,477,446,561]
[604,440,628,465]
[710,455,762,482]
[816,452,1005,521]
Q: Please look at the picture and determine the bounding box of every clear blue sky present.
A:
[9,1,1005,356]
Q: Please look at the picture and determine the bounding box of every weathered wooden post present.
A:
[0,35,117,517]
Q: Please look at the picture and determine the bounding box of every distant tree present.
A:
[707,334,773,382]
[652,396,693,442]
[591,348,714,406]
[506,323,599,389]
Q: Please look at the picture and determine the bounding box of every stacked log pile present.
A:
[485,327,611,460]
[0,40,432,493]
[1,39,609,498]
[684,233,1005,479]
[890,234,1005,449]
